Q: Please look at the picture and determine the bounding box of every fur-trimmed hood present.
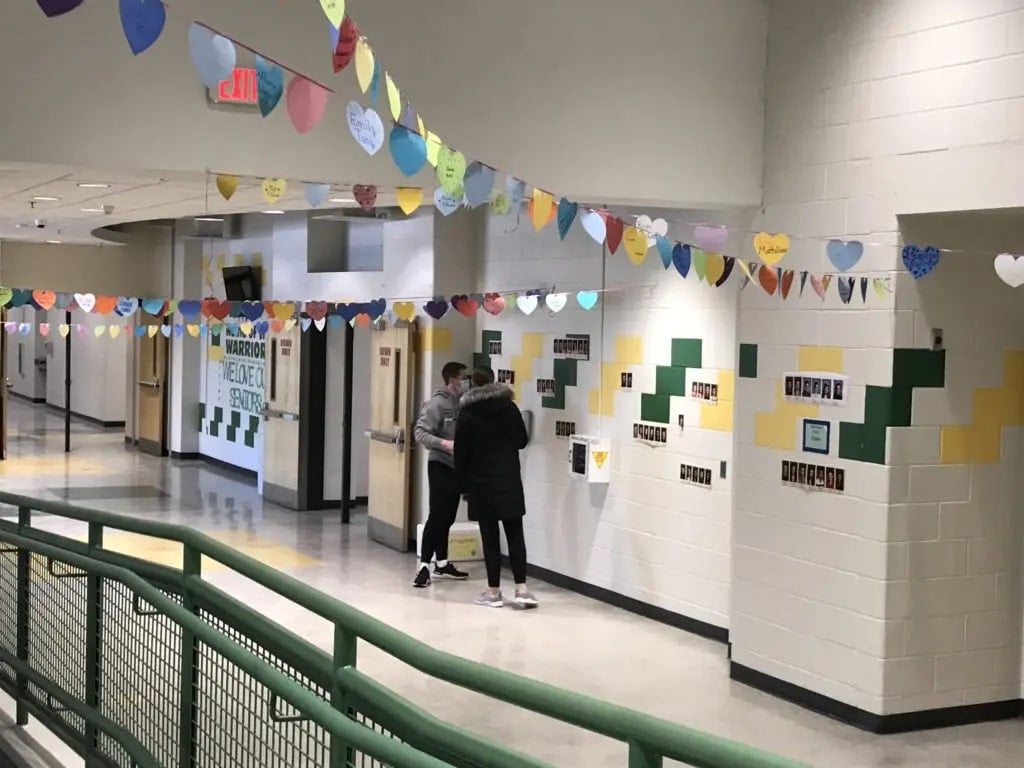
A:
[460,382,513,408]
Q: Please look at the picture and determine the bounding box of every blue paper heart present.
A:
[328,315,343,329]
[826,240,864,272]
[366,298,387,319]
[557,198,578,241]
[18,323,31,336]
[37,0,83,17]
[506,177,525,207]
[838,276,855,304]
[672,244,691,278]
[305,182,331,208]
[424,299,448,320]
[332,303,355,321]
[576,291,599,311]
[178,300,201,318]
[347,101,385,156]
[116,297,140,317]
[9,290,31,309]
[902,245,940,280]
[300,318,313,332]
[200,324,209,337]
[241,302,265,322]
[656,236,673,269]
[174,324,184,337]
[388,125,427,177]
[188,23,236,88]
[56,293,75,310]
[434,188,462,216]
[134,325,147,337]
[160,325,172,338]
[255,55,284,117]
[255,320,270,336]
[329,22,339,50]
[141,298,165,315]
[464,163,496,208]
[119,0,166,55]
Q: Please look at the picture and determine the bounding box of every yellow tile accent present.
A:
[939,351,1024,463]
[798,346,844,373]
[208,341,224,362]
[419,327,452,352]
[717,370,735,402]
[521,332,544,359]
[700,403,734,432]
[588,363,632,416]
[1003,351,1024,388]
[973,387,1022,426]
[754,381,820,450]
[615,336,644,364]
[510,333,545,401]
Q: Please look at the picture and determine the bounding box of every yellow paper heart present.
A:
[354,38,374,93]
[623,226,648,265]
[531,189,554,231]
[147,325,159,338]
[216,174,239,201]
[319,0,345,28]
[425,132,443,167]
[110,326,121,338]
[393,302,416,321]
[417,114,425,139]
[284,319,298,332]
[705,252,726,284]
[262,178,287,204]
[240,322,254,337]
[385,73,401,121]
[753,232,790,266]
[94,326,106,338]
[58,324,70,338]
[187,324,200,338]
[873,277,891,298]
[396,187,423,216]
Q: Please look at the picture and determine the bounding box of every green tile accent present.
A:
[553,358,578,387]
[472,352,491,371]
[244,431,256,449]
[198,402,206,419]
[230,410,242,428]
[738,344,758,379]
[864,386,912,428]
[640,394,671,424]
[213,406,224,424]
[655,366,687,397]
[227,426,237,443]
[893,349,945,389]
[541,389,565,410]
[481,330,502,347]
[838,422,864,462]
[862,424,887,464]
[209,422,219,438]
[671,339,703,369]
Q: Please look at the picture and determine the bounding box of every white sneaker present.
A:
[474,590,504,608]
[513,590,539,610]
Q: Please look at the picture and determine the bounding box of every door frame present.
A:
[135,316,169,457]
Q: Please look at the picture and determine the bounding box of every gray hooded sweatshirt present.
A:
[413,386,460,468]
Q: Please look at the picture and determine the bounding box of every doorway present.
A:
[134,313,169,457]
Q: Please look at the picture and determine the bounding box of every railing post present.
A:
[628,740,663,768]
[14,506,31,726]
[84,522,103,751]
[177,545,201,768]
[330,623,357,768]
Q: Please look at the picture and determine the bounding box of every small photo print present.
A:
[659,427,666,443]
[678,414,685,429]
[797,463,807,485]
[633,424,639,439]
[627,372,634,388]
[698,383,706,399]
[826,467,836,490]
[711,384,719,402]
[703,469,711,486]
[621,372,628,388]
[782,462,791,482]
[812,378,822,397]
[816,466,826,487]
[785,376,794,396]
[833,379,844,401]
[684,466,692,481]
[821,379,832,400]
[679,465,685,481]
[802,378,812,397]
[691,382,698,397]
[836,468,845,492]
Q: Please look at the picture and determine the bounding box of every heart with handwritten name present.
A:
[902,245,940,279]
[32,290,56,310]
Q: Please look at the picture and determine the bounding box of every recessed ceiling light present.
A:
[329,197,355,203]
[194,216,225,222]
[262,210,285,215]
[80,207,105,213]
[76,183,110,189]
[32,196,60,202]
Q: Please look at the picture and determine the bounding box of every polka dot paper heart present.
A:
[902,245,940,280]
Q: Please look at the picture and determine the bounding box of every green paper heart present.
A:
[0,287,12,308]
[692,247,708,281]
[436,146,467,198]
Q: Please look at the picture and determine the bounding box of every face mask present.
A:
[457,379,470,395]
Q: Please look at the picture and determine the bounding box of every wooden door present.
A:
[262,325,303,508]
[367,325,416,551]
[135,313,168,456]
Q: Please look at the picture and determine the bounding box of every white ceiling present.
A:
[0,162,398,246]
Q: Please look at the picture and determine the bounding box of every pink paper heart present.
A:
[482,292,506,315]
[285,75,329,134]
[694,224,729,252]
[811,274,826,300]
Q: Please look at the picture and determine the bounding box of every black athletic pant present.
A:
[478,516,527,589]
[420,462,460,565]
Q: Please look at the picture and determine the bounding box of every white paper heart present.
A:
[74,293,97,313]
[346,100,385,156]
[580,210,607,245]
[636,215,668,250]
[545,292,568,313]
[516,295,539,315]
[994,253,1024,287]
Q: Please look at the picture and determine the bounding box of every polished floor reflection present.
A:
[0,400,1022,767]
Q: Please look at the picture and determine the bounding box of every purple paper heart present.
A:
[366,298,387,319]
[672,244,691,278]
[693,224,728,253]
[37,0,84,17]
[336,303,359,322]
[241,301,265,321]
[902,245,940,280]
[178,300,202,318]
[424,298,449,320]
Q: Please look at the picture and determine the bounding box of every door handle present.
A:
[366,428,406,453]
[263,406,298,422]
[137,380,160,389]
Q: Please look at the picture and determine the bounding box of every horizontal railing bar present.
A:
[0,491,807,768]
[0,529,456,768]
[339,667,555,768]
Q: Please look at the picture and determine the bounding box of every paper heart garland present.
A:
[262,178,287,204]
[93,325,106,338]
[694,224,729,253]
[811,274,827,300]
[530,190,554,232]
[32,290,56,310]
[433,188,462,216]
[188,23,236,88]
[490,192,511,215]
[516,295,539,315]
[827,239,864,272]
[758,265,779,295]
[656,236,673,269]
[396,187,423,216]
[74,293,96,313]
[623,227,648,265]
[545,293,568,313]
[557,198,578,240]
[353,184,377,211]
[216,174,239,201]
[385,73,401,121]
[463,163,495,209]
[37,0,84,17]
[994,253,1024,287]
[483,293,506,316]
[672,244,691,278]
[301,318,313,333]
[3,323,15,334]
[119,0,166,55]
[333,16,359,72]
[581,209,606,245]
[635,216,667,249]
[59,324,70,338]
[389,125,428,177]
[116,297,140,317]
[256,55,285,117]
[902,245,940,279]
[576,291,599,310]
[753,232,790,266]
[450,295,479,317]
[605,217,624,254]
[10,290,32,308]
[38,323,50,337]
[346,101,384,156]
[436,147,468,197]
[423,299,448,320]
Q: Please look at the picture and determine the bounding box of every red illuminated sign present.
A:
[216,67,257,105]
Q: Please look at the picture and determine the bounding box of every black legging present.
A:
[478,517,527,589]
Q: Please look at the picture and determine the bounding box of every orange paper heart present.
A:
[270,319,286,334]
[93,295,117,315]
[528,195,556,229]
[32,290,56,310]
[780,269,795,298]
[758,266,779,295]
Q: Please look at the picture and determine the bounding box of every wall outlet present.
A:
[932,329,943,351]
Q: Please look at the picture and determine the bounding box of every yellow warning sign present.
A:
[592,451,608,469]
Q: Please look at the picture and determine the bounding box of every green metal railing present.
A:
[0,491,808,768]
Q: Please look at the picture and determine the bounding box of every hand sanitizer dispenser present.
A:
[568,434,611,484]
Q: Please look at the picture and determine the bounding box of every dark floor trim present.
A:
[196,453,258,481]
[170,451,200,460]
[730,662,1024,733]
[509,558,728,643]
[43,403,124,429]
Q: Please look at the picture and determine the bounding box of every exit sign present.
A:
[210,67,258,106]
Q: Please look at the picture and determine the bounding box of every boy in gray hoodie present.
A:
[412,361,471,587]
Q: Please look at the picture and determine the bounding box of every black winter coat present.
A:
[454,383,529,522]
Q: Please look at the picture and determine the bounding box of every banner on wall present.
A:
[201,330,266,464]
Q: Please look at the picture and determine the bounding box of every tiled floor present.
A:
[0,400,1022,767]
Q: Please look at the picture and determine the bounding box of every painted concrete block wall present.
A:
[736,0,1024,714]
[473,207,742,629]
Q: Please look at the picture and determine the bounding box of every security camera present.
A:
[33,218,46,229]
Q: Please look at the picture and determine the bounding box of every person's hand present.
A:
[441,439,454,453]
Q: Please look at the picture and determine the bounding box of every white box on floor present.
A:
[416,522,483,562]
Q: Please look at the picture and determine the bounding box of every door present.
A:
[262,325,303,508]
[0,308,6,460]
[135,313,168,456]
[367,325,416,551]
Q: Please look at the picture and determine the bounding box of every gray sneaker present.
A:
[474,590,504,608]
[513,590,539,610]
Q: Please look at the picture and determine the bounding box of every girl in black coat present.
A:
[454,367,538,609]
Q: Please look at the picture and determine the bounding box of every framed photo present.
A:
[802,419,831,455]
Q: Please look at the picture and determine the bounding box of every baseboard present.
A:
[170,451,199,460]
[197,453,258,481]
[507,558,728,644]
[44,403,124,429]
[353,495,368,506]
[323,497,368,508]
[730,662,1024,733]
[7,392,45,405]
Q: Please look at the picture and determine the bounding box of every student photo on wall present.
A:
[659,427,666,442]
[833,379,844,401]
[627,373,633,388]
[826,467,836,489]
[802,378,812,397]
[678,414,685,429]
[691,382,697,397]
[836,468,845,492]
[782,462,790,482]
[697,383,705,399]
[621,372,628,389]
[812,378,822,397]
[798,464,807,484]
[633,424,639,439]
[679,465,685,480]
[711,384,719,402]
[703,469,711,486]
[816,466,826,487]
[822,379,832,400]
[785,376,794,396]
